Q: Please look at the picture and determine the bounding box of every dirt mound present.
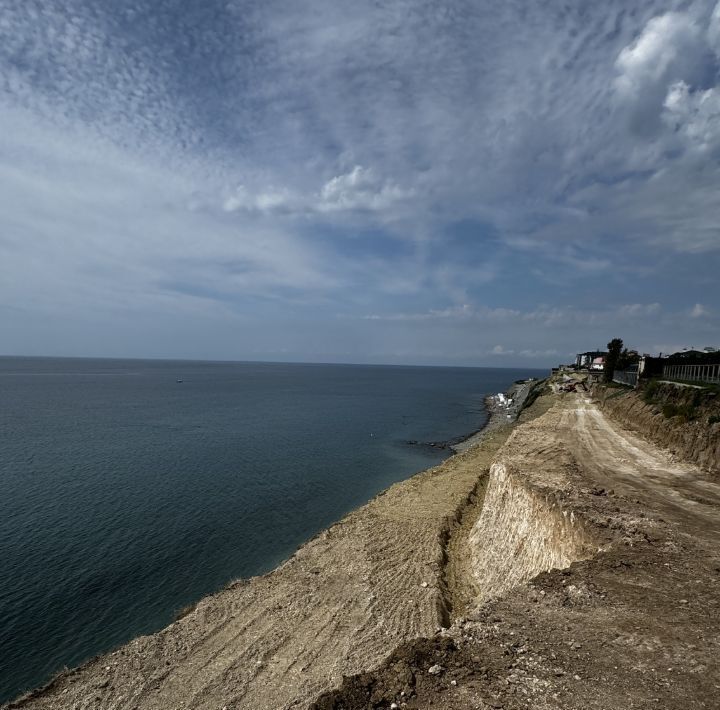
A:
[310,637,479,710]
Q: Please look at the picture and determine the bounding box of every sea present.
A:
[0,357,544,702]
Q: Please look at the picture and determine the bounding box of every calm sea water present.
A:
[0,357,543,702]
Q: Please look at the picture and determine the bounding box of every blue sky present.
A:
[1,0,718,366]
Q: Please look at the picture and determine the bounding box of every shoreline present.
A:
[451,377,538,453]
[1,362,544,706]
[7,381,541,710]
[6,375,544,710]
[406,378,539,455]
[12,375,720,709]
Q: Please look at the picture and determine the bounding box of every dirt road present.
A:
[315,392,720,709]
[566,397,720,541]
[9,389,720,710]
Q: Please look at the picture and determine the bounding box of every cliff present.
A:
[9,384,720,710]
[314,391,720,710]
[596,381,720,474]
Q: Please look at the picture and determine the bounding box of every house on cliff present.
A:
[575,350,607,371]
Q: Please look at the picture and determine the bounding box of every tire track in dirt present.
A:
[568,397,720,539]
[7,425,518,710]
[311,391,720,710]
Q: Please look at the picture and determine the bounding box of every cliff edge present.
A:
[8,384,720,710]
[314,391,720,709]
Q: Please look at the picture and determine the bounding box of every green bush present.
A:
[663,403,698,421]
[709,415,720,426]
[662,403,678,418]
[643,380,660,403]
[679,404,698,422]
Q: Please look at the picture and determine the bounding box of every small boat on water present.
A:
[176,379,183,383]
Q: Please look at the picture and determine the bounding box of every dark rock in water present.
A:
[406,439,453,451]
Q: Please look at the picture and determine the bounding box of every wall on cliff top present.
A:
[596,382,720,474]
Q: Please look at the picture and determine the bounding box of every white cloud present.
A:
[220,166,412,216]
[663,81,720,153]
[222,185,300,214]
[608,2,720,164]
[491,345,513,355]
[612,9,717,142]
[709,1,720,48]
[617,303,661,317]
[318,166,413,212]
[614,12,703,103]
[690,303,708,318]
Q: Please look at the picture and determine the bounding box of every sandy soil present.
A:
[314,392,720,709]
[6,417,518,710]
[10,385,720,710]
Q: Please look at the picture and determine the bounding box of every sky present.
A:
[0,0,718,367]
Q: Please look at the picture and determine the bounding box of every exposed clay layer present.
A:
[6,417,519,710]
[469,459,593,605]
[312,393,720,710]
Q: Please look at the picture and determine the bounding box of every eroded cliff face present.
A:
[312,394,720,710]
[5,413,521,710]
[13,387,719,710]
[597,384,720,474]
[468,461,592,604]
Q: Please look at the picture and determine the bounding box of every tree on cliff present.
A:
[617,347,640,370]
[604,338,623,382]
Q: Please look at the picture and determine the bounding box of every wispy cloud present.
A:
[221,165,414,216]
[360,303,667,327]
[0,0,718,362]
[617,303,661,318]
[690,303,708,318]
